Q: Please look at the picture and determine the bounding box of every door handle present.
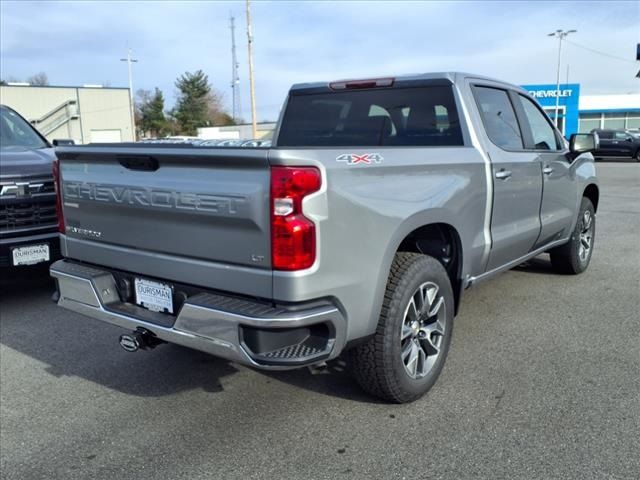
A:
[495,169,512,180]
[543,166,554,175]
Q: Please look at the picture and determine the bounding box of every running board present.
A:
[465,238,568,289]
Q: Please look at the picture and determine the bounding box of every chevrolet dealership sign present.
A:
[528,88,574,99]
[521,83,580,136]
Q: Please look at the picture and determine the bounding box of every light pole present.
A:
[547,29,576,131]
[120,48,138,139]
[246,0,257,139]
[229,14,242,123]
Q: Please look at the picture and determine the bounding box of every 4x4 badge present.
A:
[336,153,383,165]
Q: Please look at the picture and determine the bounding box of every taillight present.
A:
[329,77,394,90]
[270,166,321,271]
[52,158,65,233]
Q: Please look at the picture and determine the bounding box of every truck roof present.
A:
[290,72,527,94]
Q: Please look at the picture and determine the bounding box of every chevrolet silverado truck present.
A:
[1,105,60,269]
[50,73,599,403]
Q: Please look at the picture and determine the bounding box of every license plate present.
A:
[134,278,174,314]
[12,244,50,266]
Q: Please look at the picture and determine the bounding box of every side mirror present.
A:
[53,139,75,146]
[568,133,598,161]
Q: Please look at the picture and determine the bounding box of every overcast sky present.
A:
[1,0,638,121]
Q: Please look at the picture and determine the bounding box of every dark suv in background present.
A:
[0,105,60,268]
[591,128,640,162]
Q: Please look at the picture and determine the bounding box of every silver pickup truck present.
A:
[50,72,599,403]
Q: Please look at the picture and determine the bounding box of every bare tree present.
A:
[27,72,49,86]
[207,91,235,126]
[135,88,152,128]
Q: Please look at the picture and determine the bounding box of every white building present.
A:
[578,93,640,132]
[198,122,277,140]
[0,84,135,144]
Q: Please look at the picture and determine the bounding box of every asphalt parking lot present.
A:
[1,162,638,480]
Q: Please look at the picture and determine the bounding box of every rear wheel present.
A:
[349,253,454,403]
[634,150,640,162]
[549,197,595,274]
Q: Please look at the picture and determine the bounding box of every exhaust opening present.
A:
[119,328,166,352]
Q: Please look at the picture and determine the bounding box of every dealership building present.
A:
[522,83,640,136]
[0,84,135,144]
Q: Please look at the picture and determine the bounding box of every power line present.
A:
[565,39,636,64]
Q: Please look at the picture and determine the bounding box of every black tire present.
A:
[349,252,454,403]
[549,197,595,274]
[634,150,640,162]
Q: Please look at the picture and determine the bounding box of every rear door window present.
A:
[277,86,463,147]
[472,86,523,150]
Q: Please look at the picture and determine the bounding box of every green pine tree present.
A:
[139,88,168,137]
[173,70,211,135]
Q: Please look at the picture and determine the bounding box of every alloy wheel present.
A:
[400,281,446,379]
[578,209,594,262]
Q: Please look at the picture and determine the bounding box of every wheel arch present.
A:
[583,183,599,212]
[395,222,464,315]
[361,213,471,343]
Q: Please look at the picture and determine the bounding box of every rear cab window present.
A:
[277,85,464,147]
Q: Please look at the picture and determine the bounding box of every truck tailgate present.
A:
[56,145,272,297]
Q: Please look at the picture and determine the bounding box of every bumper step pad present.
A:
[262,342,324,360]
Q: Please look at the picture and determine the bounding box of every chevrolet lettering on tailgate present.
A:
[64,182,246,215]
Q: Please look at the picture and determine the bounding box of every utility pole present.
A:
[120,47,138,139]
[547,29,576,132]
[229,14,242,123]
[246,0,257,138]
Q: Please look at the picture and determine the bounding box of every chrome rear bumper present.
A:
[50,259,346,369]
